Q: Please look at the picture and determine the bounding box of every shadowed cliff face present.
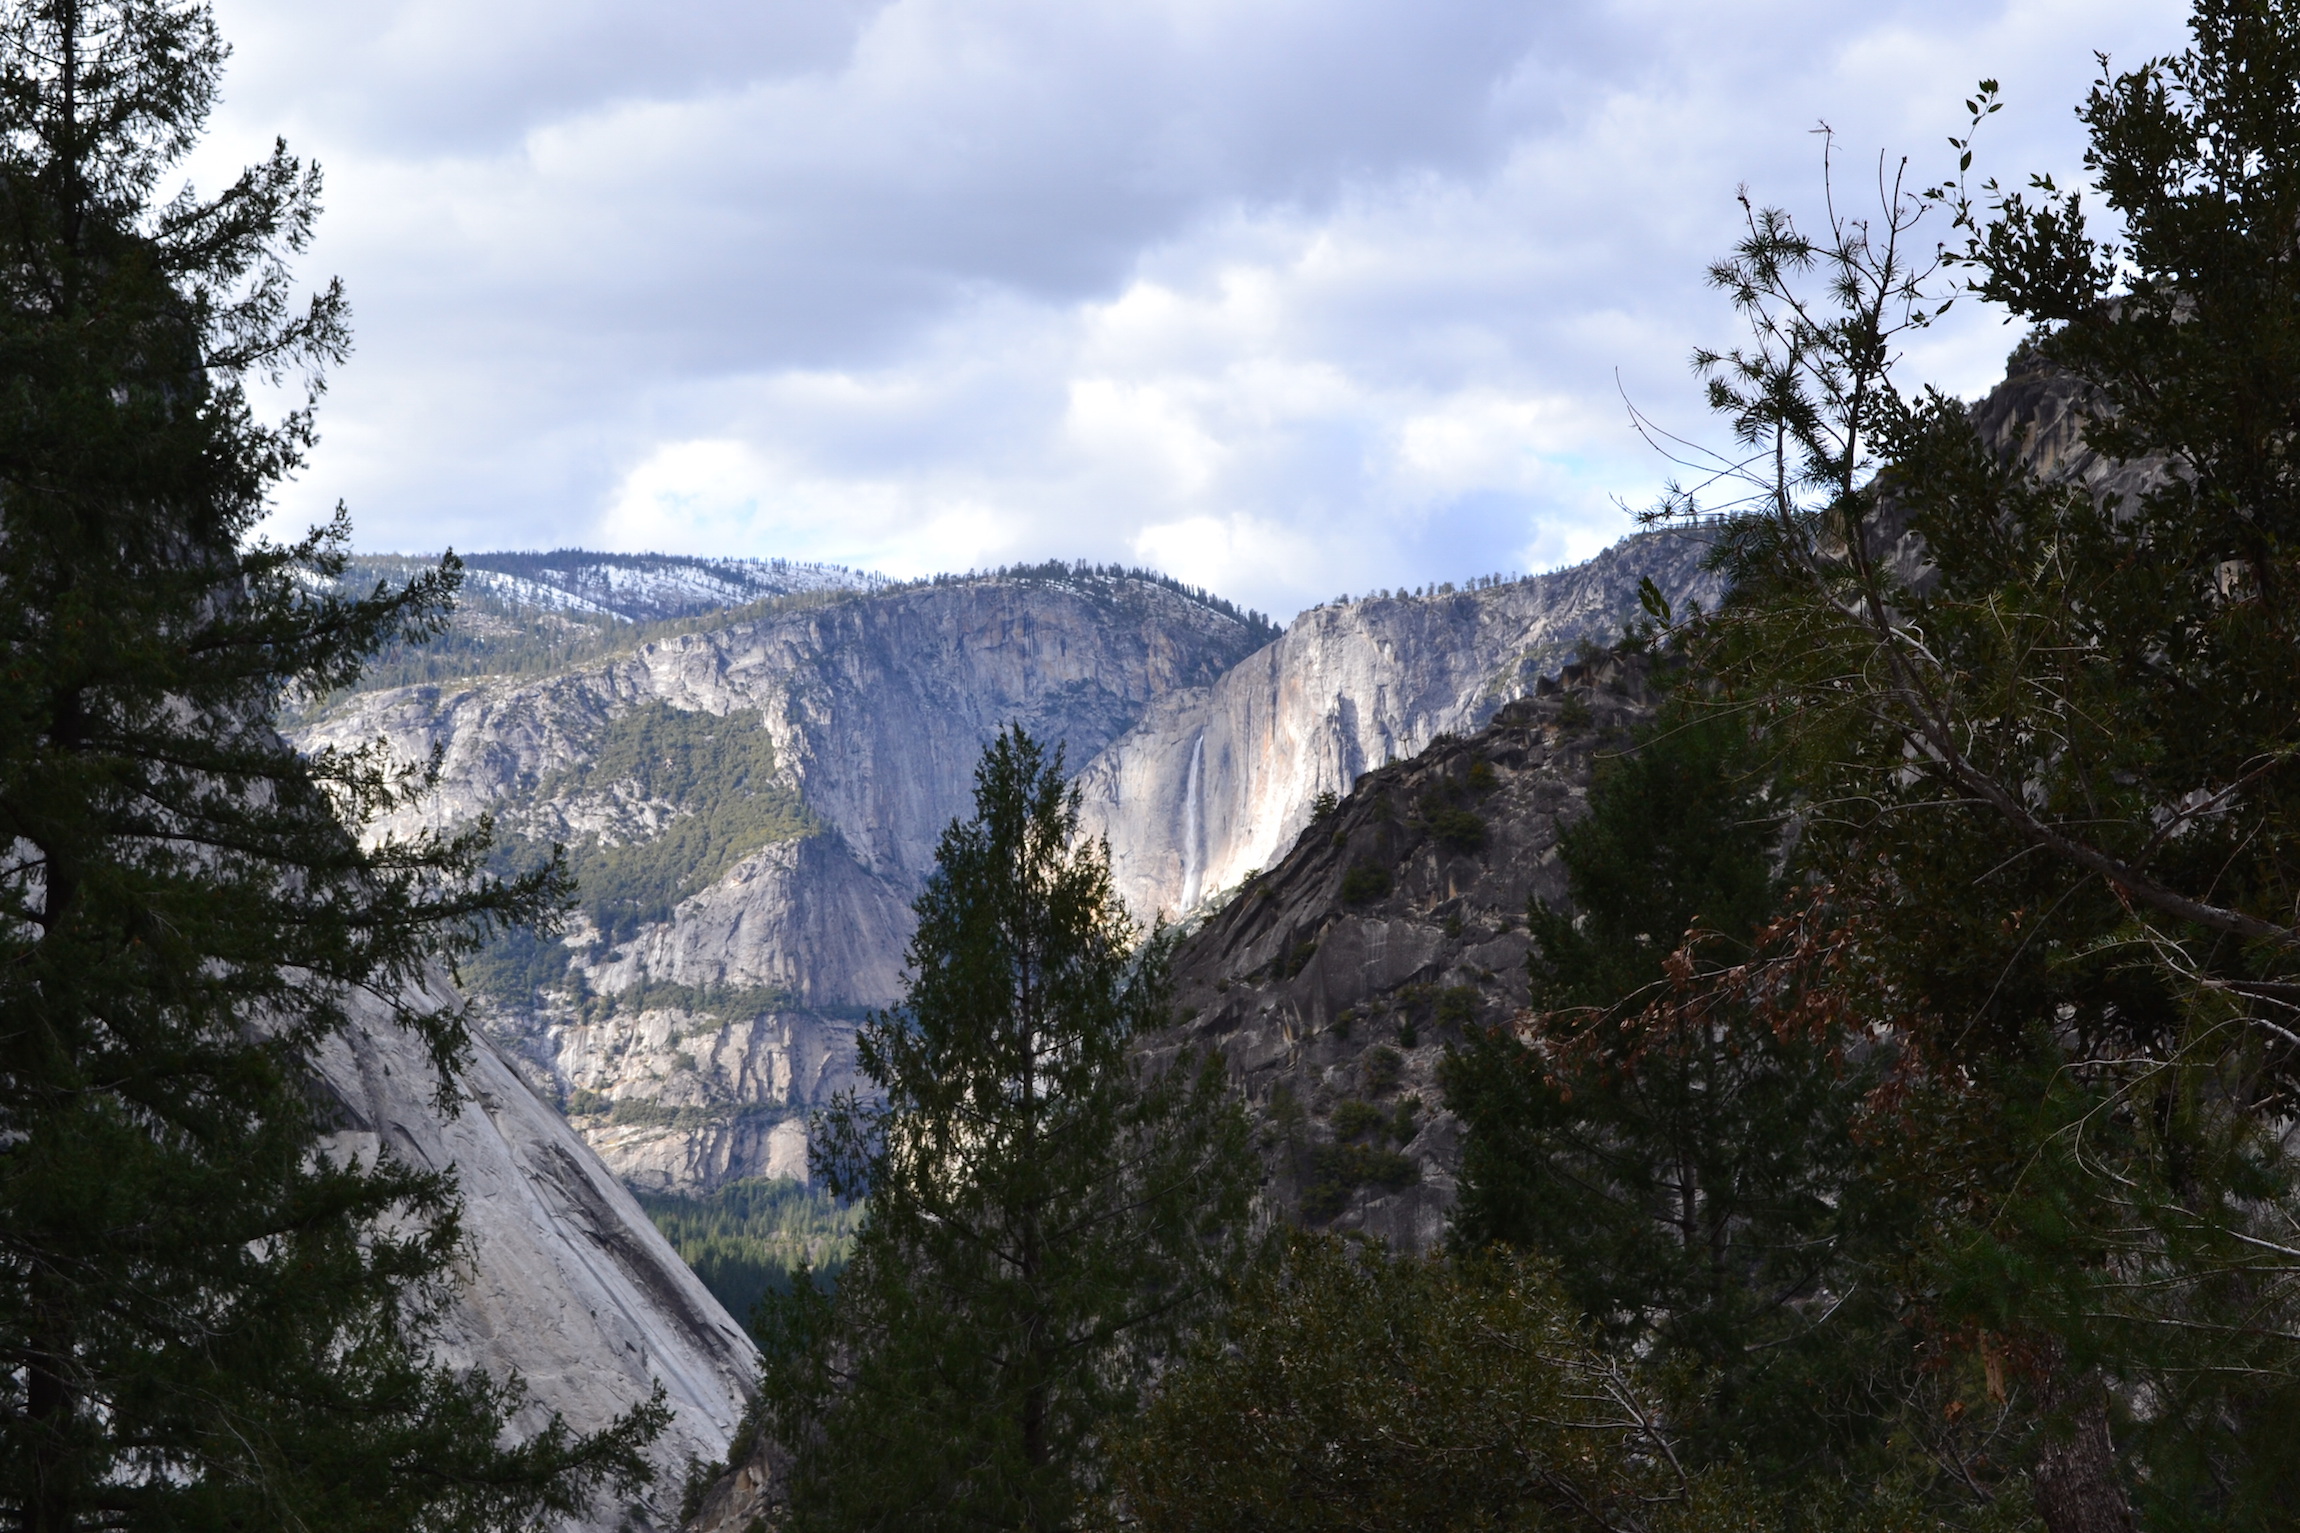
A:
[1152,657,1656,1252]
[1077,531,1720,926]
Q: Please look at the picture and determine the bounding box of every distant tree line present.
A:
[922,559,1281,645]
[457,549,889,591]
[636,1178,862,1328]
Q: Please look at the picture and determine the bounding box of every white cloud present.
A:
[211,0,2191,617]
[595,439,1018,577]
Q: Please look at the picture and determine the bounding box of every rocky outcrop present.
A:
[313,981,757,1532]
[1078,531,1718,924]
[295,541,1718,1198]
[1155,655,1657,1251]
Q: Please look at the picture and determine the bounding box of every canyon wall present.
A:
[1077,532,1720,924]
[295,538,1715,1197]
[293,574,1269,1194]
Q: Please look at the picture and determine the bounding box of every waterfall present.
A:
[1179,732,1206,912]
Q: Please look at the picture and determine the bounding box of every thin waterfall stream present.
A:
[1179,732,1206,912]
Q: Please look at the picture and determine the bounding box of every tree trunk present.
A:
[2030,1367,2135,1533]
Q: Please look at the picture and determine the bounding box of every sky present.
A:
[199,0,2188,620]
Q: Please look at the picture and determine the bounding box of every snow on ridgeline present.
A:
[340,550,892,626]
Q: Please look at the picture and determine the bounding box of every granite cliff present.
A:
[1150,652,1657,1251]
[1078,531,1718,923]
[311,982,758,1532]
[293,570,1274,1195]
[294,538,1714,1199]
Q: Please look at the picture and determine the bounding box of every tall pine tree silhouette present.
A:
[0,4,663,1528]
[758,727,1253,1533]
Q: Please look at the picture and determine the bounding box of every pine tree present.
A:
[1443,706,1900,1490]
[0,3,663,1528]
[1647,2,2300,1523]
[757,728,1254,1533]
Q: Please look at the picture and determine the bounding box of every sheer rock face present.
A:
[294,576,1269,1194]
[1076,533,1721,926]
[1152,661,1656,1252]
[292,540,1714,1198]
[314,985,757,1533]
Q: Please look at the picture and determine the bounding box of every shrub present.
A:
[1427,804,1487,852]
[1340,861,1392,905]
[1364,1046,1404,1095]
[1299,1145,1418,1221]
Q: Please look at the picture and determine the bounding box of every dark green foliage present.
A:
[1309,789,1338,820]
[453,923,572,1008]
[1627,4,2300,1521]
[1105,1235,1760,1533]
[755,729,1255,1533]
[0,5,662,1527]
[636,1177,862,1327]
[1280,938,1318,979]
[1338,860,1390,905]
[594,1097,787,1132]
[1327,1099,1385,1141]
[1444,709,1902,1489]
[1362,1045,1403,1095]
[1433,984,1478,1028]
[1420,792,1487,852]
[1527,708,1780,1012]
[1298,1144,1418,1221]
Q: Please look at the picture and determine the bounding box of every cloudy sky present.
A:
[201,0,2185,619]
